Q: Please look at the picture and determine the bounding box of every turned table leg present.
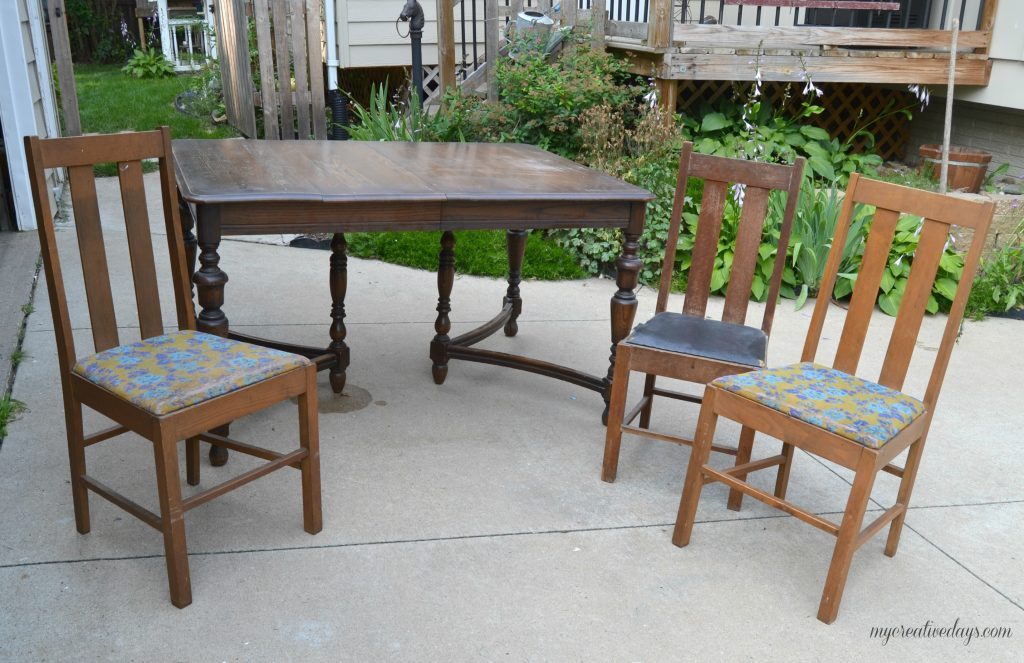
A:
[178,196,198,302]
[603,230,642,425]
[193,207,230,466]
[430,231,456,384]
[504,229,528,337]
[329,233,350,394]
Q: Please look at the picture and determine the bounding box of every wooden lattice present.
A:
[676,80,916,160]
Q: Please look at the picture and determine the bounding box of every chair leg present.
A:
[672,386,720,547]
[774,442,796,500]
[185,437,200,486]
[153,429,191,608]
[885,436,927,557]
[726,426,756,512]
[638,374,656,429]
[817,453,877,624]
[298,366,323,535]
[601,344,633,483]
[65,400,90,534]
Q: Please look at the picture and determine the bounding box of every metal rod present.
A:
[460,0,467,80]
[471,0,478,70]
[940,0,949,28]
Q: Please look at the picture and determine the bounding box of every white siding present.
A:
[338,0,440,68]
[337,0,486,69]
[956,0,1024,110]
[1,0,59,230]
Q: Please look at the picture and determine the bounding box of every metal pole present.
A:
[399,0,426,103]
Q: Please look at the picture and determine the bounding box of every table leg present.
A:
[430,231,456,384]
[329,233,350,394]
[178,196,198,301]
[503,229,528,337]
[193,207,230,466]
[603,231,642,425]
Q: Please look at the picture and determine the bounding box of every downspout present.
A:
[324,0,348,139]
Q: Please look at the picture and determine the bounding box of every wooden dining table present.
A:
[172,139,653,462]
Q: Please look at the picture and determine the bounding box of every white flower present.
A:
[643,89,658,110]
[732,183,747,206]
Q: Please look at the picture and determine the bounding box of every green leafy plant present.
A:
[839,214,965,316]
[983,163,1011,192]
[348,84,475,142]
[122,49,176,79]
[0,396,26,440]
[784,178,873,308]
[494,35,642,158]
[966,223,1024,319]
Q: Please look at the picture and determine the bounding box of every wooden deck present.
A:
[593,0,997,87]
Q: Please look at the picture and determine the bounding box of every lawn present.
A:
[75,64,239,139]
[346,230,585,280]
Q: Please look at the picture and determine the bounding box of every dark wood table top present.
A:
[173,139,653,206]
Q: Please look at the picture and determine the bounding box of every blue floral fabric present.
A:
[712,362,925,449]
[73,330,308,415]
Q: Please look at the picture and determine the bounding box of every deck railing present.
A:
[594,0,988,35]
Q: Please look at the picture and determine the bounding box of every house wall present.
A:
[338,0,441,68]
[0,0,61,231]
[908,2,1024,180]
[336,0,487,69]
[955,0,1024,110]
[909,99,1024,180]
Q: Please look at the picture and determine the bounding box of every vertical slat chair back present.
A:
[801,174,994,411]
[24,128,195,388]
[252,0,327,140]
[656,142,804,336]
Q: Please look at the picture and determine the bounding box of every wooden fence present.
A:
[214,0,326,139]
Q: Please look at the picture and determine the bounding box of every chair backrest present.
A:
[801,174,995,411]
[24,128,195,382]
[657,142,805,337]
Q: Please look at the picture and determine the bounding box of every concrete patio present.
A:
[0,175,1021,661]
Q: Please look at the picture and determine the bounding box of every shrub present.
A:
[122,49,176,79]
[966,224,1024,319]
[494,35,642,158]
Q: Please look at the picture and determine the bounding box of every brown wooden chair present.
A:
[672,175,994,623]
[603,142,804,499]
[24,128,322,608]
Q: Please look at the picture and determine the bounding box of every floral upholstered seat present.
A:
[73,330,309,416]
[711,362,925,449]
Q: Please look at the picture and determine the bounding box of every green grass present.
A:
[75,64,239,139]
[74,64,239,176]
[347,230,585,280]
[0,396,26,440]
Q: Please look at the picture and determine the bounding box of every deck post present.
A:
[592,0,606,51]
[657,78,678,124]
[976,0,998,56]
[562,0,577,29]
[437,0,457,94]
[647,0,673,50]
[484,0,499,101]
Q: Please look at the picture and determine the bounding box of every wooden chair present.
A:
[603,142,805,498]
[24,128,322,608]
[672,175,994,623]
